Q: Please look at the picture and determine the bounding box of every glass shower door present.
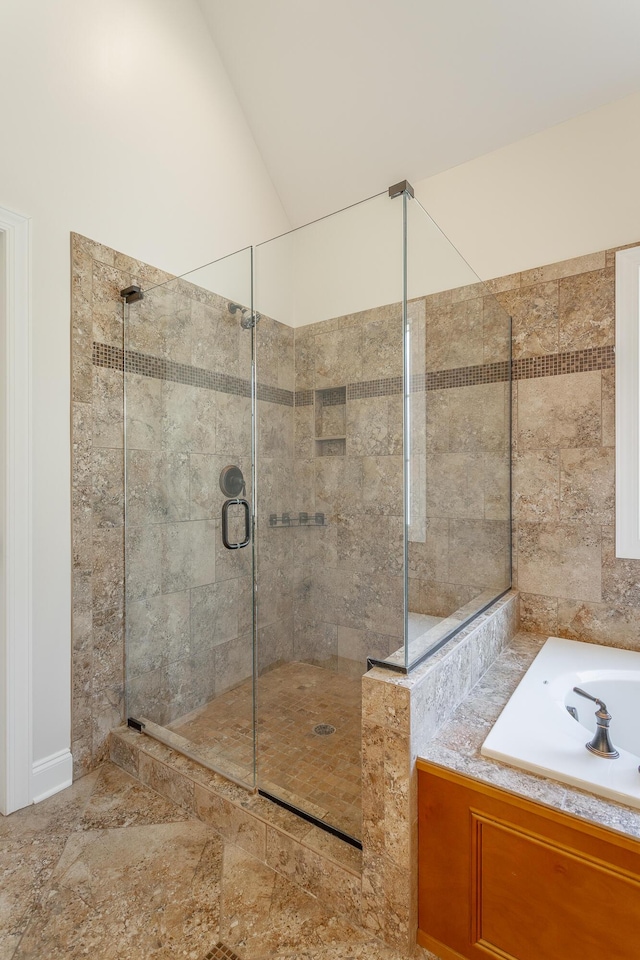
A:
[124,247,256,787]
[253,193,404,841]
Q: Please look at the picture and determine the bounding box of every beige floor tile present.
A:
[1,764,423,960]
[0,770,100,842]
[14,822,222,960]
[0,838,67,953]
[220,844,368,959]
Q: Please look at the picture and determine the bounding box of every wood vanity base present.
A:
[417,760,640,960]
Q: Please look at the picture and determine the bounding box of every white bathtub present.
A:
[481,636,640,808]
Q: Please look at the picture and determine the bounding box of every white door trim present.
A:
[0,205,33,815]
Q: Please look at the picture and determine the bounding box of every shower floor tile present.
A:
[168,661,362,839]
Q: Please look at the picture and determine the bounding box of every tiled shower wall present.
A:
[489,246,635,647]
[289,295,510,665]
[411,290,511,617]
[71,234,294,774]
[72,233,168,776]
[291,306,405,669]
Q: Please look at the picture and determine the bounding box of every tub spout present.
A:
[573,687,619,759]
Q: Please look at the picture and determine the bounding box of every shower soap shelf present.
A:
[268,512,328,528]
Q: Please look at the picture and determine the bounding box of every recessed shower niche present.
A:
[121,185,511,842]
[315,387,346,456]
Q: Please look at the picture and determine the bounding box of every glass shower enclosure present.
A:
[123,185,511,843]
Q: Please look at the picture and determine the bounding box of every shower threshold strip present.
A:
[128,716,363,850]
[257,789,362,850]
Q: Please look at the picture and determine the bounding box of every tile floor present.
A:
[0,762,426,959]
[169,662,362,838]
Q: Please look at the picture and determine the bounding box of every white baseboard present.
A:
[31,749,73,804]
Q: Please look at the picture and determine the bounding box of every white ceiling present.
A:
[198,0,640,227]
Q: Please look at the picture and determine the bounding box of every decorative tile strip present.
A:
[255,383,294,405]
[512,344,614,380]
[321,386,347,406]
[424,361,510,391]
[94,341,615,408]
[92,341,294,406]
[347,377,403,399]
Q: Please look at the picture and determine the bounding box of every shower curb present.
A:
[109,726,363,925]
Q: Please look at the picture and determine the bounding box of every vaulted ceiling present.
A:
[198,0,640,226]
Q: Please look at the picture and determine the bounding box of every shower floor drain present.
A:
[313,723,336,736]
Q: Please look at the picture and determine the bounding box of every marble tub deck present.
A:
[422,630,640,839]
[0,762,434,960]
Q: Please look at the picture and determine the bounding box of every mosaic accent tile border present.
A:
[92,342,293,406]
[294,389,314,407]
[513,344,614,380]
[321,386,347,406]
[347,377,403,399]
[94,341,615,408]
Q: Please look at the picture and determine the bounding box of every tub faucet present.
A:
[573,687,619,759]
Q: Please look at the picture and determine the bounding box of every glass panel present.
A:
[399,195,512,669]
[253,193,404,839]
[124,247,256,788]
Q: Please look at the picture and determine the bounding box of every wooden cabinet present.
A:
[417,760,640,960]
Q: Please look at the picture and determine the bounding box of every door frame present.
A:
[0,205,33,815]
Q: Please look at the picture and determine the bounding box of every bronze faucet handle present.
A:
[572,687,619,759]
[573,686,610,719]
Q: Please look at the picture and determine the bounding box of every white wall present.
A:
[0,0,289,784]
[265,90,640,328]
[255,190,482,328]
[415,90,640,281]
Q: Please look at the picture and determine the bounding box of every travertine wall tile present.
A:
[558,268,614,350]
[601,525,640,607]
[519,249,606,285]
[519,592,559,635]
[557,599,640,651]
[72,235,286,776]
[71,242,95,403]
[513,449,560,522]
[361,313,403,380]
[498,281,558,358]
[315,325,363,387]
[518,371,601,450]
[518,521,602,602]
[489,239,640,652]
[559,447,614,523]
[602,366,615,448]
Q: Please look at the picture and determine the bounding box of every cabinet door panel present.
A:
[418,760,640,960]
[475,814,640,960]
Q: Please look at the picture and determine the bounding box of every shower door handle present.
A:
[222,498,251,549]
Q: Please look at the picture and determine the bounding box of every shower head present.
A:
[228,302,260,329]
[240,309,259,329]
